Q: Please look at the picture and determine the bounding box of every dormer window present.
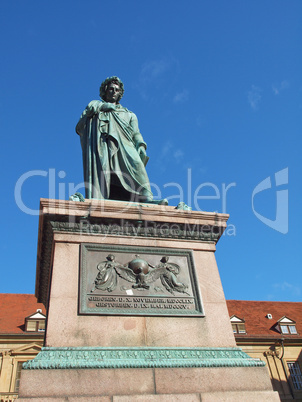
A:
[25,309,46,332]
[277,316,298,335]
[230,315,246,334]
[280,324,297,334]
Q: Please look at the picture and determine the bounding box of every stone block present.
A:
[46,295,146,347]
[154,366,274,394]
[19,368,155,398]
[113,394,200,402]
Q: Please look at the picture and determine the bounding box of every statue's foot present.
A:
[175,202,192,211]
[158,199,168,205]
[136,193,168,205]
[69,192,85,202]
[144,199,168,206]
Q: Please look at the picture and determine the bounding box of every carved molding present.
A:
[1,350,12,357]
[50,221,221,242]
[23,346,265,370]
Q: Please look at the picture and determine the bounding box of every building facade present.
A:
[227,300,302,401]
[0,294,45,402]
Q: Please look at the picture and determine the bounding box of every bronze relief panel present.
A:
[79,244,204,317]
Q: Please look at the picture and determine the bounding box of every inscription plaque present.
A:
[79,244,204,317]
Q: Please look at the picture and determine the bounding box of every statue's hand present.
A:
[138,145,147,161]
[100,102,116,112]
[86,105,97,117]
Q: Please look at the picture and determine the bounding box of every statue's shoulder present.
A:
[88,100,102,107]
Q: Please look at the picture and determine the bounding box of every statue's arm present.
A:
[130,112,149,164]
[75,100,101,136]
[130,113,147,150]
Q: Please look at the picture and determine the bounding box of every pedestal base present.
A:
[19,365,279,401]
[18,200,279,401]
[18,346,279,401]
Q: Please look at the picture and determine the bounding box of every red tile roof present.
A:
[227,300,302,338]
[0,294,46,334]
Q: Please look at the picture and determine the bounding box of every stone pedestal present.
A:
[18,199,279,401]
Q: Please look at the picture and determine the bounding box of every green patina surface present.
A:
[76,76,153,202]
[23,346,265,370]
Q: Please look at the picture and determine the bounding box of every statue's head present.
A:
[99,76,124,103]
[107,254,115,261]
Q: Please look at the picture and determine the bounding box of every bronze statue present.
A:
[76,76,154,202]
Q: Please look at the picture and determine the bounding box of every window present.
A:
[280,324,297,335]
[38,319,45,331]
[232,323,246,334]
[25,319,45,332]
[14,361,23,392]
[230,315,246,334]
[287,362,302,390]
[277,316,298,335]
[24,310,46,332]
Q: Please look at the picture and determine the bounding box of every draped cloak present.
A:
[76,100,153,200]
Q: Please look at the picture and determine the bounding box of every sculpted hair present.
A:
[99,76,124,102]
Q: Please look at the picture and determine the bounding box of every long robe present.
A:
[76,100,153,201]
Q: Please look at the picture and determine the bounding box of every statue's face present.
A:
[105,82,121,104]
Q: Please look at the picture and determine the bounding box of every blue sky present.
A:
[1,1,301,302]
